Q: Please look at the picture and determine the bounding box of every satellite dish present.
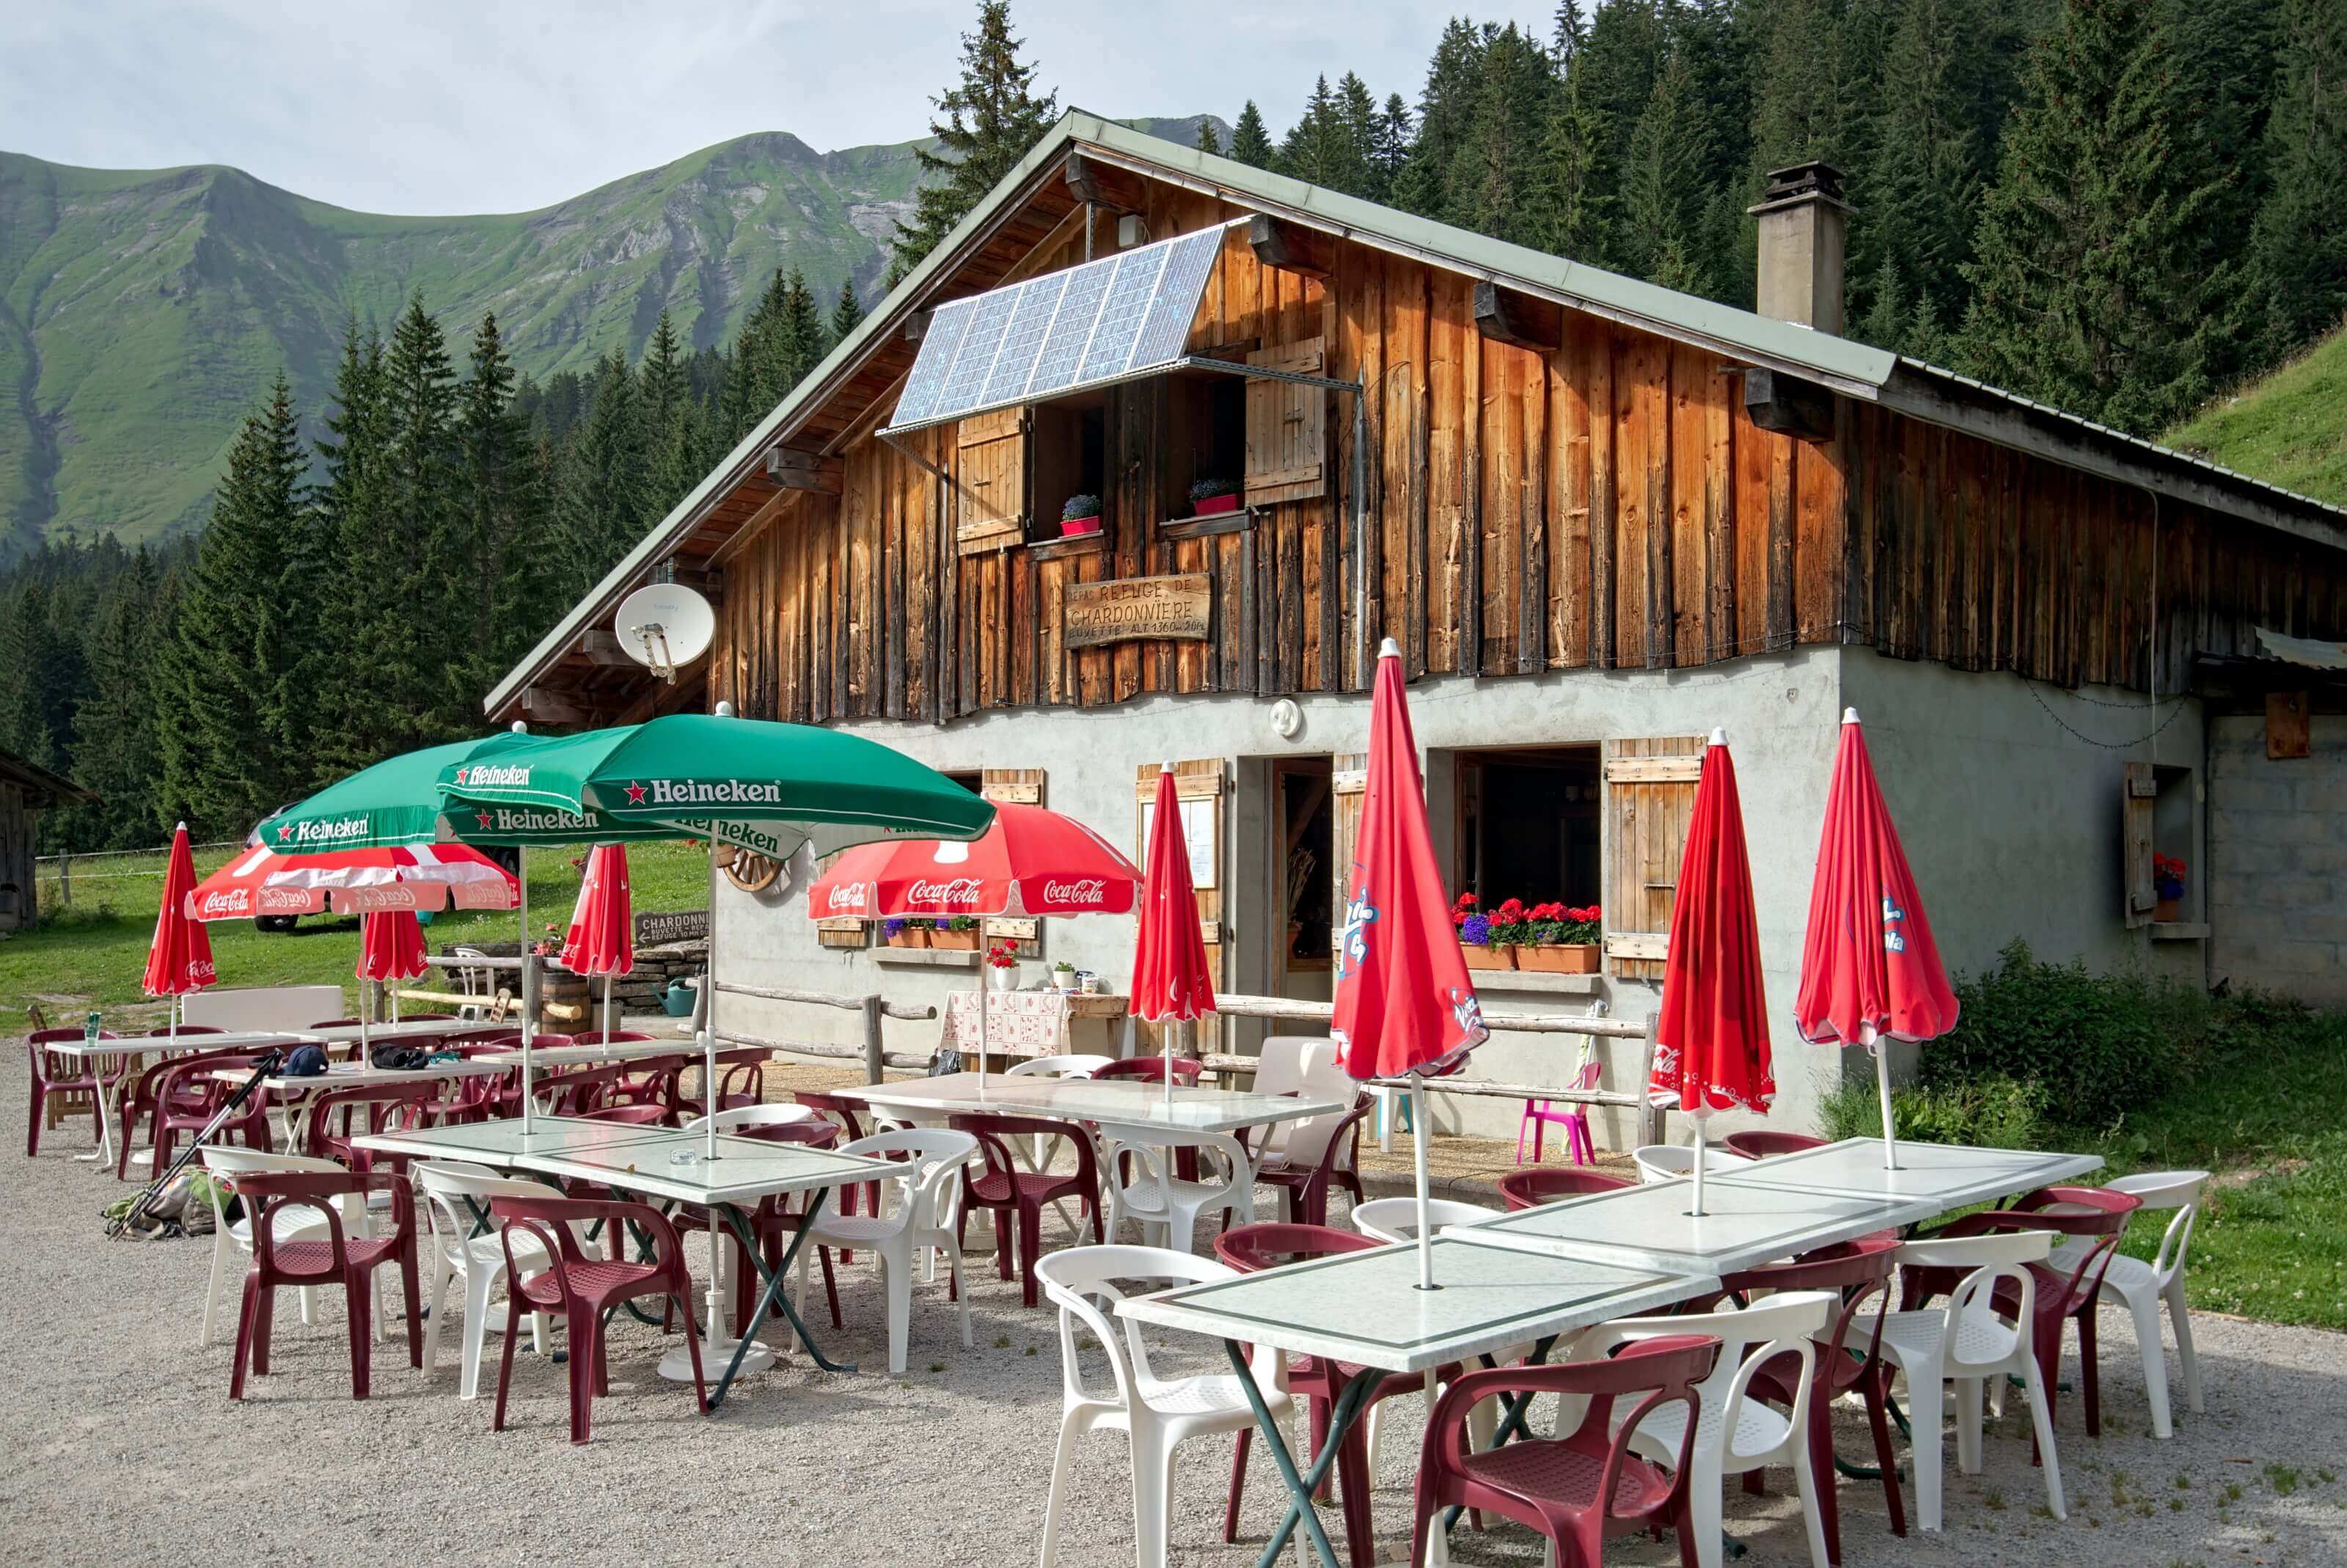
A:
[614,583,714,684]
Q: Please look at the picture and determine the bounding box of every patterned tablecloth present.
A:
[939,989,1081,1058]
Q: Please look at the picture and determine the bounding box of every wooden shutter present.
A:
[956,406,1028,554]
[982,768,1045,957]
[1603,737,1706,980]
[1330,755,1366,966]
[1245,336,1327,505]
[2123,761,2157,928]
[1136,760,1226,1054]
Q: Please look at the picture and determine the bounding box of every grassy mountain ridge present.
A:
[0,114,1225,560]
[2166,326,2347,512]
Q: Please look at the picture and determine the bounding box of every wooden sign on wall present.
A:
[1064,574,1212,649]
[634,909,709,947]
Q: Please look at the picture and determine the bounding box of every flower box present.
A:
[885,925,929,949]
[1195,492,1241,516]
[1461,942,1517,972]
[1517,942,1599,973]
[930,927,981,950]
[1060,514,1102,538]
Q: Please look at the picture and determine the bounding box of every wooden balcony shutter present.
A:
[2123,761,2157,928]
[1330,755,1366,965]
[1136,761,1226,1054]
[1244,336,1327,505]
[982,768,1045,958]
[956,406,1028,554]
[1603,737,1706,980]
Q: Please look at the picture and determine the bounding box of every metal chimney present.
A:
[1748,161,1849,336]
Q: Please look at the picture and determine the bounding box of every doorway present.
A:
[1270,757,1335,1003]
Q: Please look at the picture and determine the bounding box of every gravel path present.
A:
[4,1093,2343,1568]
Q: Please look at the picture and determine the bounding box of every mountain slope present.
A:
[2166,328,2347,510]
[0,114,1224,559]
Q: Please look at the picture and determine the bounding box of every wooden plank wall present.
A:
[708,188,2347,725]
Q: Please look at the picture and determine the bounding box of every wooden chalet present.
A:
[489,116,2347,1131]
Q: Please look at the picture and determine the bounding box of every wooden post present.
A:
[56,851,68,907]
[860,993,886,1084]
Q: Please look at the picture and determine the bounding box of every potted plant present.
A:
[1189,476,1242,517]
[882,915,928,949]
[1060,493,1103,538]
[987,939,1021,992]
[931,915,982,951]
[1452,893,1515,970]
[1518,902,1603,972]
[1050,959,1077,990]
[2153,855,2186,923]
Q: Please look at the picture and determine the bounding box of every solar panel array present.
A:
[890,226,1225,431]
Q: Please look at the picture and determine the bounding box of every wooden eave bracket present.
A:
[518,685,587,725]
[764,445,844,494]
[1472,281,1563,353]
[1248,214,1333,281]
[1741,368,1837,443]
[1064,153,1142,211]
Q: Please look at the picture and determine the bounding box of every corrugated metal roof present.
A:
[2256,628,2347,671]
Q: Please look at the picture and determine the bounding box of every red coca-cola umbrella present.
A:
[356,910,429,1022]
[1794,709,1960,1170]
[805,802,1139,918]
[1131,764,1217,1101]
[1331,640,1489,1287]
[186,842,519,919]
[143,823,217,1047]
[1650,728,1776,1216]
[560,843,635,1038]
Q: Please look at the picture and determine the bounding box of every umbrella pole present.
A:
[1867,1022,1897,1169]
[519,948,538,1134]
[601,973,612,1040]
[706,835,721,1162]
[1409,1077,1438,1291]
[1689,1105,1710,1217]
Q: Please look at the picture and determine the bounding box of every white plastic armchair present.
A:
[683,1102,824,1135]
[1580,1291,1838,1568]
[1096,1124,1255,1253]
[1005,1055,1116,1172]
[415,1161,554,1398]
[1856,1228,2065,1531]
[796,1128,978,1374]
[1350,1195,1500,1245]
[1035,1245,1290,1568]
[1632,1143,1754,1184]
[2050,1169,2209,1438]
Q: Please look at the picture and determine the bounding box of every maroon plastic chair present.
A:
[948,1112,1104,1308]
[489,1193,706,1443]
[542,1061,632,1118]
[1719,1237,1906,1561]
[149,1050,278,1172]
[1090,1057,1204,1085]
[1407,1335,1720,1568]
[1496,1165,1633,1212]
[571,1030,656,1044]
[227,1169,422,1401]
[666,1046,766,1120]
[145,1023,224,1038]
[1249,1098,1373,1228]
[300,1080,443,1169]
[26,1028,121,1156]
[1217,1222,1457,1565]
[1721,1130,1827,1161]
[1900,1185,2141,1450]
[114,1043,271,1178]
[581,1102,674,1128]
[684,1117,845,1331]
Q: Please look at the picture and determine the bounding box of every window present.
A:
[2125,761,2199,929]
[1451,746,1603,915]
[1166,370,1248,523]
[981,768,1044,957]
[954,403,1105,554]
[1274,759,1334,979]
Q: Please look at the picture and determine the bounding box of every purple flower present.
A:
[1460,914,1493,947]
[882,917,907,939]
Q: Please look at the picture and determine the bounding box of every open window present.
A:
[1162,367,1251,532]
[2124,761,2200,931]
[1602,737,1707,979]
[1450,747,1603,921]
[981,768,1045,958]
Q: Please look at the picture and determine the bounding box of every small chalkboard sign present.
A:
[634,909,710,947]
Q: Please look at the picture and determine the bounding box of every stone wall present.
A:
[433,937,706,1025]
[2208,714,2346,1003]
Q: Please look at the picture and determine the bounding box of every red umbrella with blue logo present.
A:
[1332,639,1488,1288]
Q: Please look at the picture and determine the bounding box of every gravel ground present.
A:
[5,1092,2345,1568]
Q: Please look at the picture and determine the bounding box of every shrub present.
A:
[1920,940,2174,1129]
[1820,1075,2053,1151]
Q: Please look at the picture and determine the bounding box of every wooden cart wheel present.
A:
[722,848,783,893]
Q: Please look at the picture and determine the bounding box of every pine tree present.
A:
[830,279,865,346]
[70,546,167,844]
[1860,0,1993,344]
[1372,95,1416,204]
[1194,117,1221,158]
[1448,23,1555,244]
[774,268,827,392]
[890,1,1058,277]
[1958,0,2243,434]
[1616,45,1717,296]
[2250,0,2347,357]
[1553,0,1590,69]
[556,353,651,603]
[1279,76,1372,196]
[0,579,62,772]
[639,310,699,513]
[376,293,465,751]
[306,319,391,778]
[1531,51,1612,261]
[1230,101,1275,168]
[156,375,311,835]
[455,312,545,686]
[1396,19,1490,220]
[1336,74,1381,196]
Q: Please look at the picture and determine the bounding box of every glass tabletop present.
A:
[1716,1137,2106,1209]
[835,1072,1346,1132]
[349,1113,680,1165]
[1115,1234,1716,1373]
[512,1132,901,1206]
[1447,1176,1936,1274]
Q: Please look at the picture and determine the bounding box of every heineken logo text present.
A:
[641,779,782,806]
[483,807,595,833]
[460,764,533,789]
[286,816,370,846]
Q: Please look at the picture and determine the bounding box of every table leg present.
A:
[706,1191,854,1412]
[1225,1341,1377,1568]
[80,1066,118,1164]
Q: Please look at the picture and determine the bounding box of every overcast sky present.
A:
[2,1,1553,216]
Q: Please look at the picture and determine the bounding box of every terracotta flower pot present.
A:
[931,927,981,950]
[886,926,929,948]
[1461,942,1516,972]
[2154,897,2182,923]
[1194,493,1241,516]
[1061,514,1102,537]
[1517,942,1599,973]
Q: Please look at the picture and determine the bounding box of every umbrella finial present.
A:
[1160,760,1174,774]
[510,719,528,733]
[1377,636,1401,659]
[716,700,737,719]
[1842,707,1861,725]
[1709,726,1728,747]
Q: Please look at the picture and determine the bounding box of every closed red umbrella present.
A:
[1649,728,1775,1216]
[805,802,1139,919]
[1130,764,1217,1099]
[560,843,635,1037]
[1331,640,1489,1286]
[356,910,428,1023]
[1794,709,1960,1169]
[143,823,217,1047]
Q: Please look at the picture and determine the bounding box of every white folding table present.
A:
[1713,1136,2106,1210]
[1118,1234,1718,1568]
[38,1038,173,1165]
[1445,1176,1936,1275]
[830,1071,1346,1135]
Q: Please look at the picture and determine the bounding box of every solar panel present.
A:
[886,224,1229,433]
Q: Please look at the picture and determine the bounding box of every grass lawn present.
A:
[4,839,716,1024]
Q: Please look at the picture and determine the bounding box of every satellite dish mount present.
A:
[614,582,715,685]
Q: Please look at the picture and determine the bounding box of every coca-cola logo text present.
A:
[907,877,985,906]
[197,890,250,917]
[1041,878,1110,905]
[826,882,871,912]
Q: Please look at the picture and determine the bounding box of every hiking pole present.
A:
[106,1049,282,1239]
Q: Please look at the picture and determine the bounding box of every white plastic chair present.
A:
[794,1128,977,1374]
[1005,1054,1115,1161]
[415,1160,554,1399]
[1035,1245,1292,1568]
[1853,1229,2067,1531]
[686,1103,822,1135]
[1582,1292,1837,1568]
[1351,1195,1499,1245]
[1097,1125,1255,1253]
[2049,1169,2209,1438]
[1632,1142,1754,1184]
[197,1146,344,1346]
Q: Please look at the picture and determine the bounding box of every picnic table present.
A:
[351,1114,899,1409]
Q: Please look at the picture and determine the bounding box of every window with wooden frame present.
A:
[1451,747,1603,915]
[1162,367,1251,531]
[1244,336,1328,506]
[1602,737,1706,979]
[954,404,1101,555]
[2123,761,2199,931]
[981,767,1045,959]
[1135,760,1226,1052]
